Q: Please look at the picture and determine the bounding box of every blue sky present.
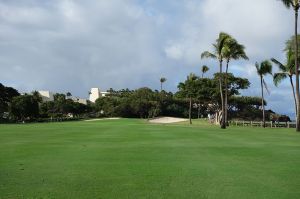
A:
[0,0,295,117]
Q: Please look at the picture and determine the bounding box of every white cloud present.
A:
[165,44,184,60]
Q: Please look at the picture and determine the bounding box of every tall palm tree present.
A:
[271,48,297,119]
[160,77,167,92]
[255,61,272,128]
[201,65,210,78]
[223,38,249,125]
[197,65,210,118]
[201,32,231,129]
[187,74,197,125]
[280,0,300,131]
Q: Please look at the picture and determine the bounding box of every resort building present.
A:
[38,91,54,102]
[101,91,109,97]
[89,88,109,103]
[89,88,101,103]
[77,99,88,105]
[37,88,106,104]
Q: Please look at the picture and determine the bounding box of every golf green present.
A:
[0,119,300,199]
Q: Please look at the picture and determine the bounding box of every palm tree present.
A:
[198,65,210,118]
[160,77,167,92]
[187,74,197,125]
[280,0,300,131]
[178,73,198,125]
[271,48,297,119]
[201,65,209,78]
[223,38,249,125]
[255,61,273,128]
[201,32,231,129]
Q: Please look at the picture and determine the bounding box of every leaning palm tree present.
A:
[160,77,167,92]
[223,38,249,125]
[255,61,273,128]
[280,0,300,131]
[271,48,297,119]
[201,32,231,129]
[201,65,209,78]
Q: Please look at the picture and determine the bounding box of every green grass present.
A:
[1,119,300,199]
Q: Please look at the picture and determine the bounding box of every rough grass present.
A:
[0,119,300,199]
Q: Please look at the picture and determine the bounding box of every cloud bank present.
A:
[0,0,295,117]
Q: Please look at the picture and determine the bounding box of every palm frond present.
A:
[261,60,273,75]
[255,62,261,75]
[255,60,272,77]
[233,44,249,60]
[271,58,287,72]
[160,77,167,83]
[217,32,231,56]
[285,34,300,53]
[201,51,217,59]
[201,65,209,73]
[223,38,248,62]
[286,47,296,74]
[273,72,288,86]
[280,0,294,8]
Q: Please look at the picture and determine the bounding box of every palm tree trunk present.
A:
[202,73,204,78]
[290,76,298,122]
[189,97,192,125]
[225,60,229,126]
[160,82,163,92]
[219,60,226,129]
[261,76,265,128]
[295,8,300,131]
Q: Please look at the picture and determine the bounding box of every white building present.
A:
[89,88,109,103]
[101,91,109,97]
[38,88,107,104]
[38,91,54,102]
[78,98,88,105]
[89,88,101,103]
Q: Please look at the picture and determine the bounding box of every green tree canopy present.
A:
[10,95,39,121]
[0,83,20,114]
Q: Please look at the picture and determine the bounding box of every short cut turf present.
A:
[0,119,300,199]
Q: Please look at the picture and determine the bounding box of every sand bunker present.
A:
[149,117,188,124]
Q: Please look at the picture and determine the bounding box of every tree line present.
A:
[0,71,290,123]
